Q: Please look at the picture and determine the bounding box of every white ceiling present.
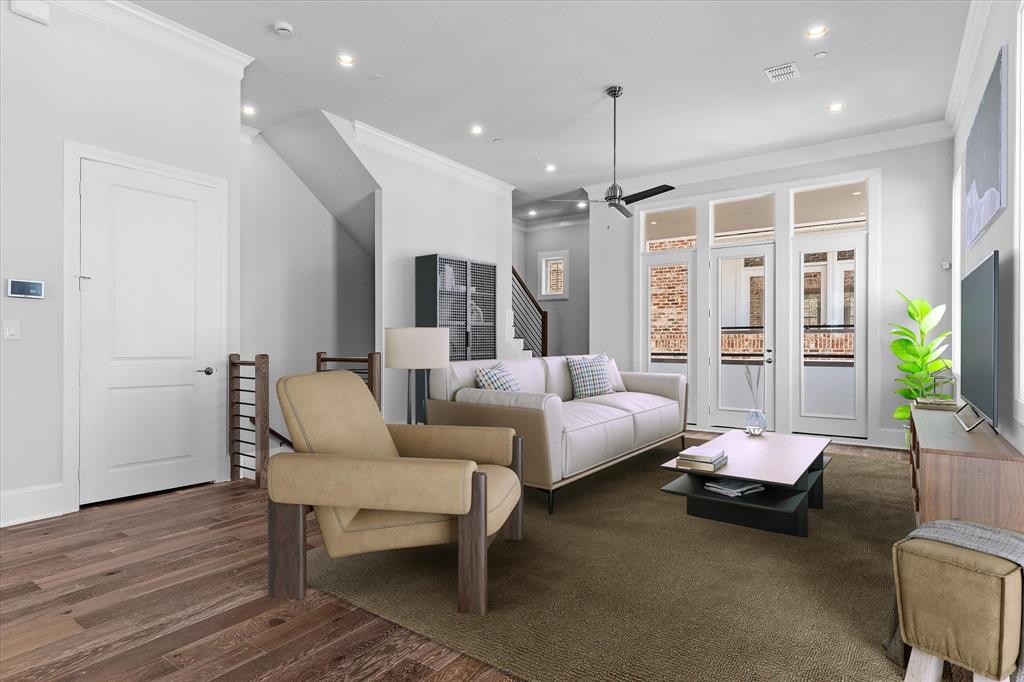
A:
[139,0,968,222]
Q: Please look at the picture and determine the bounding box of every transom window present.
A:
[793,181,867,234]
[645,206,697,251]
[713,194,774,244]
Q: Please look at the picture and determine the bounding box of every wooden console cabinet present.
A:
[909,407,1024,533]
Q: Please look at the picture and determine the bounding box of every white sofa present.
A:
[426,356,687,512]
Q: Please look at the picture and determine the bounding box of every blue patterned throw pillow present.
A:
[567,354,614,400]
[475,363,521,391]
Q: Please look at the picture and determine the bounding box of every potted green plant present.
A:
[889,291,953,422]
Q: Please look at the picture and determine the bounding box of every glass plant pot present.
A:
[745,409,767,436]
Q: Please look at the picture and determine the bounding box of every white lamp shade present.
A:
[385,327,450,369]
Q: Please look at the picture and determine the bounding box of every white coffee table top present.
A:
[662,430,831,486]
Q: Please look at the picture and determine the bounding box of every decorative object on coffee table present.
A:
[661,430,831,536]
[743,363,766,435]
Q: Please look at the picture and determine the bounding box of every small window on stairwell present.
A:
[538,250,568,300]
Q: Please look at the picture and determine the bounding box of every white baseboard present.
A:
[0,482,77,528]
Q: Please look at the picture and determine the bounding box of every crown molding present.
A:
[520,216,589,233]
[352,120,515,196]
[945,0,993,128]
[240,124,261,145]
[51,1,253,79]
[584,120,953,198]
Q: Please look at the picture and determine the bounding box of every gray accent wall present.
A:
[240,136,374,435]
[524,219,590,356]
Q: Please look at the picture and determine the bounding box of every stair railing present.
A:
[316,351,383,409]
[228,353,270,487]
[512,267,548,357]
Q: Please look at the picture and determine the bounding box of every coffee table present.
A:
[660,430,831,537]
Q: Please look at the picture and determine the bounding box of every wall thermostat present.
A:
[6,279,44,299]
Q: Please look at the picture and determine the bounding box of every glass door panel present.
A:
[710,244,774,429]
[644,251,695,424]
[793,233,866,437]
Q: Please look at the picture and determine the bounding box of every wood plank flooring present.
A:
[0,481,509,681]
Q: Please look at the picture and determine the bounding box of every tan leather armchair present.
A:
[266,370,523,614]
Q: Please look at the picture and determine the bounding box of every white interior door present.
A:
[791,231,867,437]
[710,244,775,429]
[78,159,225,504]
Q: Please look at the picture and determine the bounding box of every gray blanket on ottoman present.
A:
[885,520,1024,682]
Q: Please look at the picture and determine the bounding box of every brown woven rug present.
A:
[308,447,914,681]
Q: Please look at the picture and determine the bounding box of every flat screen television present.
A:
[959,250,999,429]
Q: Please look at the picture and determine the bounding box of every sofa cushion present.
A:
[580,392,682,448]
[430,358,545,400]
[475,363,521,391]
[560,401,633,478]
[542,356,573,401]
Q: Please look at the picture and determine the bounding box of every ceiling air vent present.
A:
[764,62,801,83]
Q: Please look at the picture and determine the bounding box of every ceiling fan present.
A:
[548,85,674,219]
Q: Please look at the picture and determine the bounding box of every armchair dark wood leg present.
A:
[458,471,487,614]
[268,501,306,600]
[502,436,524,541]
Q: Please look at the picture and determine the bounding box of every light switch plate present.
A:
[3,320,21,340]
[10,0,51,25]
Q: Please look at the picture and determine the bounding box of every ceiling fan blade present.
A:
[622,184,675,205]
[546,199,602,203]
[612,202,633,219]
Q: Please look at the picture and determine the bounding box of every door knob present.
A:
[765,358,774,364]
[196,366,214,375]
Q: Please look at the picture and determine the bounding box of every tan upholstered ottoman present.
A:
[893,538,1022,681]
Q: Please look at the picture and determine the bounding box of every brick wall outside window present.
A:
[649,264,688,355]
[647,237,697,252]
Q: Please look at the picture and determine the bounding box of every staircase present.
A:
[511,267,548,357]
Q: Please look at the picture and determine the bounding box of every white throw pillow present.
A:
[604,356,626,392]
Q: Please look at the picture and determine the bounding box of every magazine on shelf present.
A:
[705,479,764,497]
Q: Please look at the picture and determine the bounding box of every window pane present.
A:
[649,263,688,376]
[718,256,765,410]
[713,195,774,244]
[645,206,696,251]
[544,258,564,295]
[801,249,856,418]
[794,181,867,234]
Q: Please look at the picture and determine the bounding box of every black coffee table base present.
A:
[660,456,829,537]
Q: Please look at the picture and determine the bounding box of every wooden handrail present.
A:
[228,353,270,488]
[315,351,383,409]
[512,267,548,357]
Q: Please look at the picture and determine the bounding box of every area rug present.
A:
[308,447,915,681]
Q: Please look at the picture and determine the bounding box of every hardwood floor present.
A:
[0,481,509,681]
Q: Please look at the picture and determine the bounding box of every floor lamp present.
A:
[384,327,450,424]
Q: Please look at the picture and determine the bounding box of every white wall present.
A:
[240,135,373,435]
[590,139,953,447]
[0,4,242,524]
[512,220,528,275]
[324,115,515,422]
[524,219,591,355]
[953,0,1023,453]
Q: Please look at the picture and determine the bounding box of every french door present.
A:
[791,231,867,437]
[642,250,695,424]
[710,244,775,429]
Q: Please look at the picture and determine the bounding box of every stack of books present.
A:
[704,479,765,498]
[676,445,727,472]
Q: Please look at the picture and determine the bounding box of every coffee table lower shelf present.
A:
[661,470,825,537]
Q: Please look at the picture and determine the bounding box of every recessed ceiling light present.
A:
[336,54,355,67]
[858,211,866,216]
[852,191,863,196]
[241,105,256,116]
[576,202,587,209]
[806,25,828,39]
[814,51,828,60]
[470,124,483,136]
[650,221,658,225]
[528,210,537,217]
[545,164,557,173]
[827,102,844,113]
